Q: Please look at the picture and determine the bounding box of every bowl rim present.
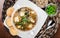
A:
[11,7,38,31]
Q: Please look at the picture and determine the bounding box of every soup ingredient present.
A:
[16,25,21,29]
[14,16,21,22]
[19,11,25,16]
[6,7,14,17]
[21,16,29,24]
[35,0,48,8]
[29,17,35,23]
[28,24,33,28]
[30,11,35,14]
[45,4,57,16]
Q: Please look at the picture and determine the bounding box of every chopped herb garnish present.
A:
[45,4,57,16]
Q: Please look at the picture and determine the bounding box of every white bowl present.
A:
[4,0,48,38]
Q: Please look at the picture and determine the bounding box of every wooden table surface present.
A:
[0,0,60,38]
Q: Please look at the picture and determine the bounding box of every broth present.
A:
[13,7,37,31]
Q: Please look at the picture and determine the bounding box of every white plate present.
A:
[4,0,48,38]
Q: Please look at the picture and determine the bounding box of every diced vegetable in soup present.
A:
[13,7,37,31]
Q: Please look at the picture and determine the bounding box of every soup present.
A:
[13,7,37,31]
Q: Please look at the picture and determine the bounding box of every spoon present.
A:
[38,20,55,38]
[47,20,55,29]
